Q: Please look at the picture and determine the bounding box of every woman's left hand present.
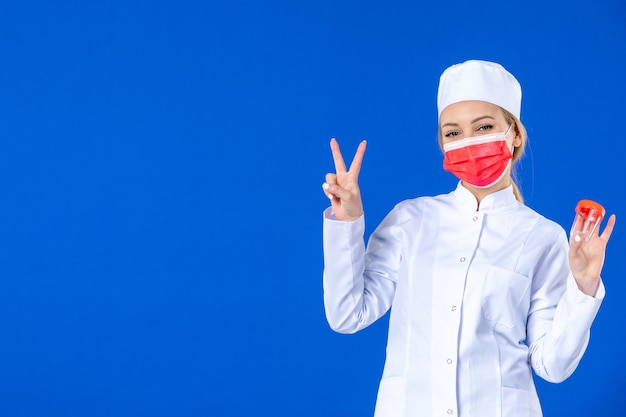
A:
[569,214,616,296]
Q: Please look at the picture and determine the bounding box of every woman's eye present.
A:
[477,124,494,132]
[444,131,460,138]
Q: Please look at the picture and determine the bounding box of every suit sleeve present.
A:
[526,229,605,383]
[322,206,403,334]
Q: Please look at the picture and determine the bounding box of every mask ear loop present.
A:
[504,124,515,155]
[504,124,513,137]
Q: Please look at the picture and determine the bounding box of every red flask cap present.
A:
[575,199,606,221]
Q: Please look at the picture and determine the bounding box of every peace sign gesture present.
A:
[322,138,367,222]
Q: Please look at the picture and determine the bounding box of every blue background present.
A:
[1,1,624,416]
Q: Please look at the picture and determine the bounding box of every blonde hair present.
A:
[438,107,527,203]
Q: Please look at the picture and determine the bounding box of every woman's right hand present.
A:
[322,138,367,222]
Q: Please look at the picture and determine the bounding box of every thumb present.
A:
[570,232,585,246]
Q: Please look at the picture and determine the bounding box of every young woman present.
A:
[321,60,616,417]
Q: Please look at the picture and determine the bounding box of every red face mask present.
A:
[442,126,513,188]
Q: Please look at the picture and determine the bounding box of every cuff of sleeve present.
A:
[560,274,604,332]
[323,207,365,247]
[323,206,337,220]
[323,207,364,223]
[567,274,606,301]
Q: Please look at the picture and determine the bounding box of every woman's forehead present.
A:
[439,100,504,124]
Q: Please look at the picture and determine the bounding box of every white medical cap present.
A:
[437,60,522,119]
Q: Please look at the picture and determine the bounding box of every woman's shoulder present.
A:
[517,203,560,223]
[390,192,453,216]
[395,192,443,205]
[516,203,567,238]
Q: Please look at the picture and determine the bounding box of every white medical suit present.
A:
[322,183,604,417]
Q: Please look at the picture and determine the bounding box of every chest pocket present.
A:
[481,265,531,329]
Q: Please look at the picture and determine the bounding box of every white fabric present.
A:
[322,183,604,417]
[437,60,522,119]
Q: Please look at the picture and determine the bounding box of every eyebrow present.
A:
[441,115,496,129]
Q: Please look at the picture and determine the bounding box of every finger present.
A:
[330,138,347,173]
[571,233,584,245]
[348,140,367,176]
[323,173,339,200]
[321,182,334,200]
[325,182,352,201]
[570,215,584,243]
[599,214,616,242]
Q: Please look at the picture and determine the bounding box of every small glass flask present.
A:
[571,199,605,242]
